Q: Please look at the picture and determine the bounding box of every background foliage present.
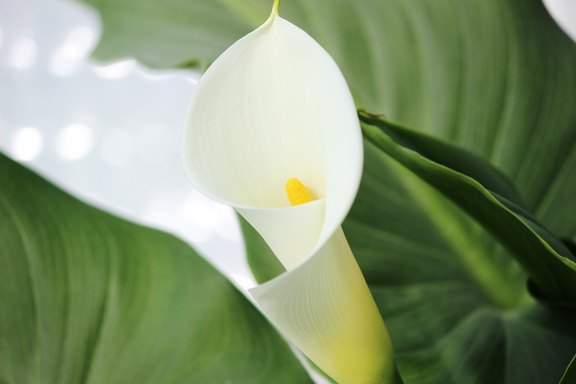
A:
[0,154,311,383]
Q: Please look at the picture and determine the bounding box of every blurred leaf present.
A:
[0,153,311,384]
[79,0,268,68]
[238,215,284,284]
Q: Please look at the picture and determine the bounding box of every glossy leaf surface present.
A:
[359,113,576,303]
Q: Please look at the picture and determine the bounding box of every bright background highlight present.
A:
[0,0,252,287]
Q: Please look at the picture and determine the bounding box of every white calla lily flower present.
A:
[183,2,397,383]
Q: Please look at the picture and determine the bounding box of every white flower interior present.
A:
[184,14,363,269]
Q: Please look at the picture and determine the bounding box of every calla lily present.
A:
[183,1,397,383]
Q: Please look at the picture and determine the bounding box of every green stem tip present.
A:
[272,0,280,16]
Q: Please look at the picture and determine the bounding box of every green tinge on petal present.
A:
[237,200,325,270]
[250,229,396,384]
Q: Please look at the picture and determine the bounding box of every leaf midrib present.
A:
[377,146,528,309]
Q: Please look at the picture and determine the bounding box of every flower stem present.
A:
[272,0,280,16]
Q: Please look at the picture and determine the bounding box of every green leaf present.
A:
[79,0,269,68]
[357,111,524,206]
[351,143,576,383]
[359,113,576,303]
[238,215,285,284]
[560,354,576,384]
[0,153,311,383]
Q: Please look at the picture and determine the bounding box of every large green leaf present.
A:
[81,0,576,239]
[354,114,576,380]
[359,113,576,303]
[0,153,312,383]
[348,134,576,383]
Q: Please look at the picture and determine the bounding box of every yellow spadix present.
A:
[285,178,314,206]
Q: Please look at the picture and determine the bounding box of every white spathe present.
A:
[183,11,362,267]
[183,5,395,383]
